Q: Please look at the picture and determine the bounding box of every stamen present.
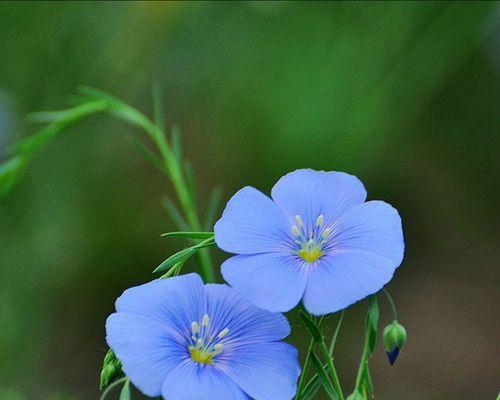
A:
[191,321,199,335]
[196,338,204,349]
[294,215,303,227]
[316,214,324,227]
[201,314,210,327]
[322,228,332,238]
[291,226,301,237]
[218,328,230,339]
[213,344,223,352]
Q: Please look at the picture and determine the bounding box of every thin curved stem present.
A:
[99,377,128,400]
[296,336,315,399]
[382,288,398,321]
[319,341,344,400]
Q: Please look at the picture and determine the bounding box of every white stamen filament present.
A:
[291,226,301,237]
[218,328,230,339]
[202,314,210,326]
[294,215,303,227]
[322,228,332,238]
[316,214,324,227]
[191,321,199,334]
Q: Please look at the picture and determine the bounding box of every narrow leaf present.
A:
[0,156,28,198]
[160,260,185,279]
[127,136,167,174]
[161,231,214,240]
[310,352,338,399]
[162,197,189,231]
[152,83,165,135]
[329,310,345,356]
[301,374,322,400]
[171,124,182,164]
[119,380,131,400]
[183,159,195,200]
[367,295,379,353]
[300,309,323,343]
[153,238,215,273]
[203,186,222,230]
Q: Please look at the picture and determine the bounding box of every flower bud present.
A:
[99,349,122,389]
[383,321,407,365]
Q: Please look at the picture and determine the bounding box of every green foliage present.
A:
[100,349,122,390]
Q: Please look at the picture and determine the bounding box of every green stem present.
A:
[382,288,398,321]
[99,377,128,400]
[296,336,315,399]
[319,341,344,400]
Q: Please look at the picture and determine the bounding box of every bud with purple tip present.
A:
[383,321,407,365]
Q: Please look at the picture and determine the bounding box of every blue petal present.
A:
[218,342,301,400]
[214,186,289,254]
[203,284,291,345]
[115,273,205,334]
[303,201,404,315]
[106,313,186,397]
[221,252,307,312]
[161,361,250,400]
[271,169,367,225]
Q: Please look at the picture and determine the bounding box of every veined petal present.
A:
[221,252,307,313]
[203,284,291,345]
[303,200,404,315]
[271,169,367,225]
[161,361,249,400]
[106,313,186,397]
[115,273,204,334]
[214,186,289,254]
[218,342,300,400]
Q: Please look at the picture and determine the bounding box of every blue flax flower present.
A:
[106,273,300,400]
[215,169,404,315]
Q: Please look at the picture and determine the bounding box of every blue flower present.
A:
[106,273,300,400]
[215,169,404,315]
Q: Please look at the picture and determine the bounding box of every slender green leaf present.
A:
[127,136,167,174]
[160,260,185,279]
[365,365,374,398]
[300,309,323,343]
[171,124,182,164]
[310,351,338,399]
[161,231,214,240]
[16,100,108,156]
[301,374,322,400]
[204,186,222,230]
[329,310,345,355]
[119,380,131,400]
[153,238,215,273]
[183,159,195,200]
[152,83,165,135]
[367,295,379,352]
[162,197,189,231]
[0,156,28,198]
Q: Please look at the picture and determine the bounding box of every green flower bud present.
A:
[99,349,122,389]
[383,320,407,365]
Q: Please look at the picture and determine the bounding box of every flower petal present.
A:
[115,273,205,333]
[214,186,289,254]
[221,252,307,312]
[218,342,300,400]
[203,284,291,345]
[271,169,367,225]
[161,361,250,400]
[303,200,404,315]
[106,313,186,397]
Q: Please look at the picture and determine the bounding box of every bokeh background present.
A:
[1,1,499,399]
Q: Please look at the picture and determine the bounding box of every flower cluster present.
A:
[105,169,405,399]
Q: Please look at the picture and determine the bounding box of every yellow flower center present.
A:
[298,246,323,263]
[189,347,215,364]
[188,314,229,365]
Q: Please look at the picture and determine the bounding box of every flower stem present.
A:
[382,287,398,321]
[296,336,315,399]
[99,377,128,400]
[319,341,344,400]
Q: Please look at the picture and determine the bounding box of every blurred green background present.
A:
[0,1,499,399]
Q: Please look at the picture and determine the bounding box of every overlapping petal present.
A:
[221,252,308,312]
[161,361,249,400]
[218,342,300,400]
[271,169,367,224]
[106,313,186,397]
[214,186,290,254]
[303,200,404,315]
[203,284,291,343]
[115,273,204,334]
